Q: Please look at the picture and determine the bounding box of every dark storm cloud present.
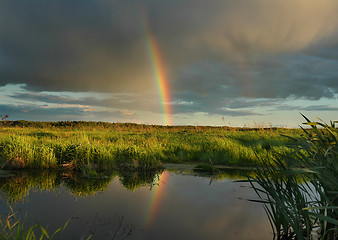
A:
[1,1,338,92]
[10,90,161,113]
[1,0,338,120]
[228,99,281,109]
[277,104,338,112]
[11,92,115,108]
[171,92,261,116]
[0,103,127,121]
[0,0,154,92]
[173,51,338,102]
[215,108,259,117]
[10,89,261,116]
[10,92,82,105]
[303,105,338,111]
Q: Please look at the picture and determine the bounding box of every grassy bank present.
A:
[0,121,301,171]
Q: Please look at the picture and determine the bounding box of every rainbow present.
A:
[142,16,173,126]
[144,171,170,228]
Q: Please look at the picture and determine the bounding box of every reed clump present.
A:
[248,115,337,240]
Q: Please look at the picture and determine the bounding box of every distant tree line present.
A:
[0,120,281,131]
[0,120,181,129]
[0,120,132,129]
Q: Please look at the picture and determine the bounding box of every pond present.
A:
[0,168,272,240]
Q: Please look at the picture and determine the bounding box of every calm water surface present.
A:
[0,170,272,240]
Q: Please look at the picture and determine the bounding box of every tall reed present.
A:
[248,115,337,239]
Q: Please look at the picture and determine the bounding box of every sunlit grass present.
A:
[0,122,301,171]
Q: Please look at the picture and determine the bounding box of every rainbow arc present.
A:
[144,171,170,228]
[142,16,173,126]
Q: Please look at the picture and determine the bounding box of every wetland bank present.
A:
[0,120,336,239]
[0,120,300,171]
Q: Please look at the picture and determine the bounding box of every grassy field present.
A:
[0,121,301,171]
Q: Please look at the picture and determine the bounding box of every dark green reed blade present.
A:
[300,113,311,123]
[246,199,270,204]
[51,219,70,239]
[25,225,38,240]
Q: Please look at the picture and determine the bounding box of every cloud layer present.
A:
[1,0,338,123]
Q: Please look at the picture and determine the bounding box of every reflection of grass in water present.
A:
[0,170,145,239]
[0,168,164,201]
[0,171,61,202]
[193,164,310,182]
[118,169,163,191]
[215,168,256,180]
[64,174,116,197]
[0,170,115,199]
[193,164,258,180]
[194,163,219,174]
[64,168,164,195]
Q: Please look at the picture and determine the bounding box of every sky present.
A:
[0,0,338,127]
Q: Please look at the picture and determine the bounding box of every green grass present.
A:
[0,204,71,240]
[0,121,300,171]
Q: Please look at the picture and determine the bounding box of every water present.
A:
[0,170,271,240]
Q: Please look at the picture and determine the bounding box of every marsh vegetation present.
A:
[0,121,300,172]
[247,116,337,239]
